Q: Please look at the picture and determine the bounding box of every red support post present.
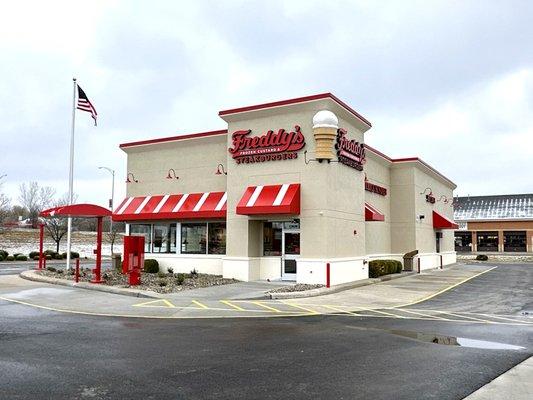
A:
[38,223,44,270]
[326,262,331,288]
[90,216,104,283]
[75,258,80,283]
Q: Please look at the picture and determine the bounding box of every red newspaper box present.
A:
[123,236,145,285]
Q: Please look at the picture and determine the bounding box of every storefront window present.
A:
[503,231,526,252]
[181,223,207,254]
[454,232,472,252]
[477,231,499,252]
[208,222,226,255]
[130,224,152,253]
[263,222,283,256]
[152,223,176,253]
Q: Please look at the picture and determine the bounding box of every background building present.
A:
[453,194,533,253]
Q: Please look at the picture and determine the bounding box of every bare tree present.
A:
[44,193,77,253]
[18,182,56,228]
[0,179,10,232]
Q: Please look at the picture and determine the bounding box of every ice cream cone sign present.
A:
[312,110,338,162]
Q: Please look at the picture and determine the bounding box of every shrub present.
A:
[0,250,8,259]
[167,267,174,274]
[29,251,40,259]
[15,255,28,261]
[0,255,3,262]
[61,251,80,259]
[46,266,56,272]
[13,253,21,258]
[157,271,166,278]
[44,250,57,257]
[144,259,159,273]
[33,255,40,261]
[45,254,52,260]
[176,273,185,285]
[5,255,15,261]
[190,268,198,278]
[369,260,403,278]
[476,254,489,261]
[158,280,167,287]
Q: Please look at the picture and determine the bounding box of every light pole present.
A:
[98,166,115,233]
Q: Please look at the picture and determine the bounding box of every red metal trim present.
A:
[326,262,331,288]
[219,93,372,127]
[119,129,228,149]
[38,223,44,270]
[365,145,456,187]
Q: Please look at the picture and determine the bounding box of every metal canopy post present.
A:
[91,216,104,284]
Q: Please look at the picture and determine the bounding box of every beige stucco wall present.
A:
[222,98,368,262]
[123,133,227,197]
[364,152,392,255]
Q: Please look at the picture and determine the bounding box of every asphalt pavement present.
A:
[0,263,531,399]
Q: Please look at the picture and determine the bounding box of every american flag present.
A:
[76,85,97,126]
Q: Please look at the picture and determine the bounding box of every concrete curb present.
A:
[268,271,418,299]
[19,270,160,299]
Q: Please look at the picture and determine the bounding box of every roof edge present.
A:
[218,92,372,128]
[119,129,228,149]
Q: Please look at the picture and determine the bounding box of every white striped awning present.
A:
[236,183,300,215]
[113,192,227,221]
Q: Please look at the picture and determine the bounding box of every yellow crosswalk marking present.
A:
[397,309,450,321]
[191,300,209,309]
[220,300,246,311]
[251,301,282,313]
[132,299,176,308]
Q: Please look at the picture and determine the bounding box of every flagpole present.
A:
[66,78,77,271]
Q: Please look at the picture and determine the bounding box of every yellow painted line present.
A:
[283,302,320,315]
[415,309,494,324]
[220,300,246,311]
[323,304,360,316]
[393,266,498,308]
[439,310,533,325]
[191,300,209,309]
[133,299,176,308]
[251,301,282,313]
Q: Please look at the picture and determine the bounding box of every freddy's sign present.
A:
[228,125,305,164]
[335,128,365,171]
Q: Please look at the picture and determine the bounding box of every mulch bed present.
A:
[37,268,239,293]
[268,283,324,293]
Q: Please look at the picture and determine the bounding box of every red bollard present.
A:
[38,223,44,270]
[326,262,331,288]
[75,258,80,283]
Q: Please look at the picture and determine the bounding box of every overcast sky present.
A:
[1,0,531,209]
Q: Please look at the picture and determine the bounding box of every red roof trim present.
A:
[218,92,372,128]
[119,129,227,149]
[365,145,456,187]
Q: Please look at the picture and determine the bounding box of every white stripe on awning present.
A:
[172,193,189,213]
[117,197,133,214]
[247,186,263,207]
[194,192,210,212]
[273,183,290,206]
[153,194,170,214]
[215,192,227,211]
[134,196,152,214]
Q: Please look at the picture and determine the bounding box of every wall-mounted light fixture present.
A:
[215,164,227,175]
[166,168,179,180]
[420,187,433,196]
[126,173,138,183]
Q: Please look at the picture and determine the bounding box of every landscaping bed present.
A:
[37,268,239,294]
[268,283,324,293]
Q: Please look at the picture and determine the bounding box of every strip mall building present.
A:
[113,93,458,284]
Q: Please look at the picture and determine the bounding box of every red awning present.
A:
[40,204,112,218]
[113,192,227,221]
[365,202,385,221]
[433,211,458,229]
[236,183,300,215]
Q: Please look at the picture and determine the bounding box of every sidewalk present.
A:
[464,356,533,399]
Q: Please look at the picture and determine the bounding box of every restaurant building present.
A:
[113,93,458,284]
[453,194,533,253]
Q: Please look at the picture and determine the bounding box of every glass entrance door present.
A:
[282,230,300,280]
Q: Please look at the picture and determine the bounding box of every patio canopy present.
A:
[40,203,112,218]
